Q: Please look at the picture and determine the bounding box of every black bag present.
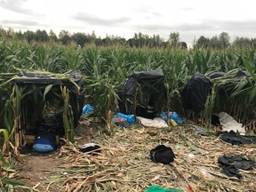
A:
[150,145,175,164]
[118,70,167,118]
[181,73,212,113]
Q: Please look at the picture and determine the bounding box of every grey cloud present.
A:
[1,19,39,26]
[0,0,38,15]
[134,20,256,33]
[74,13,130,26]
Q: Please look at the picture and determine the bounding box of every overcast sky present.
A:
[0,0,256,43]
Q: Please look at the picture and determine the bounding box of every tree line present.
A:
[0,28,256,49]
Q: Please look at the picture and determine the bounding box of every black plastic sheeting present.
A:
[218,155,256,179]
[219,131,256,145]
[118,70,167,118]
[181,73,212,113]
[207,71,225,79]
[150,145,175,164]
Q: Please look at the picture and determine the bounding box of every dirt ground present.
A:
[16,123,256,192]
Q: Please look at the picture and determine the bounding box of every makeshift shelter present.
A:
[118,70,167,119]
[0,71,83,150]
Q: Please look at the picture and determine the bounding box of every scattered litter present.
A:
[79,143,101,155]
[191,125,208,136]
[160,112,184,125]
[218,112,245,135]
[33,133,57,153]
[150,145,175,164]
[82,104,94,117]
[169,119,178,127]
[170,112,184,124]
[198,167,215,180]
[219,131,256,145]
[112,117,129,128]
[218,154,256,179]
[145,185,183,192]
[137,116,168,128]
[115,112,136,125]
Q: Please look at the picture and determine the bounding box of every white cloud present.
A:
[0,0,256,43]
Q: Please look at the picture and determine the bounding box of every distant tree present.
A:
[209,36,221,48]
[232,37,251,48]
[24,30,35,43]
[169,32,180,47]
[71,32,87,47]
[49,30,57,42]
[195,36,210,48]
[179,42,187,49]
[35,30,49,42]
[59,30,71,45]
[219,32,230,48]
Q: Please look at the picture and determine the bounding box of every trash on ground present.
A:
[115,112,136,125]
[79,143,101,154]
[160,112,184,125]
[32,133,57,153]
[218,112,245,135]
[145,185,183,192]
[118,70,167,119]
[82,104,94,117]
[219,131,256,145]
[112,117,129,128]
[198,167,215,180]
[218,154,256,179]
[191,125,209,136]
[150,145,175,164]
[137,116,168,128]
[181,73,212,113]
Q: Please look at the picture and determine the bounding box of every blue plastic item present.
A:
[160,112,168,121]
[116,112,136,125]
[33,134,56,153]
[82,104,94,116]
[170,112,184,124]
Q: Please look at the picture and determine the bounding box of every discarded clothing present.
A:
[218,155,256,179]
[181,73,212,113]
[145,185,183,192]
[137,117,168,128]
[79,143,101,154]
[150,145,175,164]
[218,112,245,135]
[219,131,256,145]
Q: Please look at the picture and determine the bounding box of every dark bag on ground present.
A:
[118,70,167,119]
[150,145,175,164]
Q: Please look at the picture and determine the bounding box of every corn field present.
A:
[1,40,256,123]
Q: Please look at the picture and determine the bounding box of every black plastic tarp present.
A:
[181,73,212,113]
[118,70,166,118]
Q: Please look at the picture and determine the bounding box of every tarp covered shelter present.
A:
[0,71,83,147]
[118,70,167,118]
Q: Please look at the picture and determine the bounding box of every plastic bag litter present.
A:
[137,116,168,128]
[218,112,245,135]
[145,185,183,192]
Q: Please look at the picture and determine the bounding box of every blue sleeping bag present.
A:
[33,133,57,153]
